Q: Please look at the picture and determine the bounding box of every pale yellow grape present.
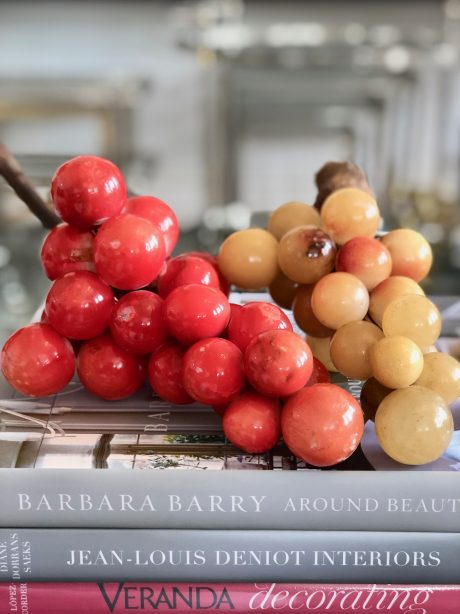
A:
[370,336,424,389]
[415,352,460,404]
[382,294,442,349]
[375,386,453,465]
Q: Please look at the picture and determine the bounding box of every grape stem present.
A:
[0,142,60,229]
[314,161,372,211]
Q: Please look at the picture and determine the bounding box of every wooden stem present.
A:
[0,143,60,229]
[314,161,372,211]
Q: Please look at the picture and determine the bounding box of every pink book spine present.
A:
[0,582,459,613]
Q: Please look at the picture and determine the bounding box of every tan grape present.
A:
[330,321,384,380]
[306,335,338,372]
[278,226,336,284]
[218,228,278,289]
[415,352,460,404]
[311,272,369,330]
[370,336,424,389]
[375,386,453,465]
[382,294,442,349]
[267,201,320,240]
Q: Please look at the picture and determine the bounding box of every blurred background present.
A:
[1,0,460,344]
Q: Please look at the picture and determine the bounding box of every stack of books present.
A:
[0,296,459,613]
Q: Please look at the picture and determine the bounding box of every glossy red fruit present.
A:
[223,391,281,453]
[40,223,95,280]
[77,334,146,400]
[94,213,166,290]
[186,251,231,296]
[306,357,330,386]
[228,302,293,352]
[126,196,179,258]
[157,255,220,298]
[212,403,229,416]
[222,303,242,338]
[1,323,75,397]
[182,338,245,406]
[148,342,194,405]
[45,271,115,340]
[163,284,230,345]
[110,290,168,354]
[336,237,392,291]
[244,329,313,397]
[51,155,126,229]
[281,384,364,467]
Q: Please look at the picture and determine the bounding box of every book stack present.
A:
[0,295,459,613]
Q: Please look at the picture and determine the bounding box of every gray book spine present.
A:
[0,528,458,583]
[1,469,459,532]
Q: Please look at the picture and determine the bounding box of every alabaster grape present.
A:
[278,226,336,284]
[218,228,279,289]
[415,352,460,404]
[369,276,425,327]
[370,336,424,389]
[330,321,384,380]
[375,386,453,465]
[381,228,432,282]
[311,272,369,330]
[267,201,320,240]
[320,187,380,244]
[382,294,442,349]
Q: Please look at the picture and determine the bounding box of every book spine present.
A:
[0,528,459,583]
[0,582,458,614]
[3,410,222,434]
[1,468,459,532]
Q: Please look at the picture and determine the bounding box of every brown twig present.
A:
[0,143,60,229]
[314,161,373,211]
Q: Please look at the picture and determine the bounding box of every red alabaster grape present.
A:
[51,155,126,229]
[336,237,392,291]
[157,255,220,298]
[281,384,364,467]
[244,329,313,397]
[182,338,246,406]
[184,251,230,296]
[148,342,193,405]
[94,213,165,290]
[110,290,168,354]
[1,323,75,397]
[45,271,115,340]
[223,391,281,453]
[306,357,330,386]
[77,334,146,400]
[228,301,292,352]
[40,223,95,280]
[163,284,230,345]
[125,195,179,258]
